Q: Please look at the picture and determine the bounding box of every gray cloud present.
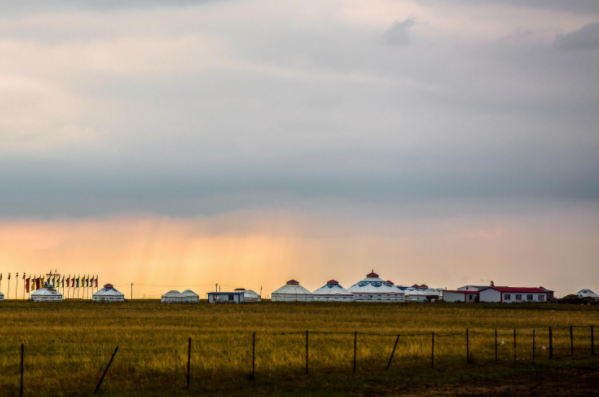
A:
[555,22,599,51]
[384,18,416,46]
[415,0,599,15]
[0,0,221,16]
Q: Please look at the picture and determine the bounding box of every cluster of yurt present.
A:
[92,284,125,302]
[272,280,314,302]
[161,290,200,303]
[31,282,63,302]
[235,288,261,302]
[395,284,443,302]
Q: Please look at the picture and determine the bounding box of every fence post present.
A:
[94,346,119,395]
[570,325,574,356]
[431,332,434,369]
[251,332,255,380]
[386,334,400,370]
[20,343,24,397]
[592,326,595,355]
[495,328,498,361]
[305,330,309,375]
[187,337,191,389]
[353,331,357,374]
[549,327,553,359]
[514,328,517,361]
[532,328,537,361]
[466,328,469,364]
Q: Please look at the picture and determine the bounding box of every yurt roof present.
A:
[404,287,441,296]
[347,271,397,294]
[182,289,199,297]
[32,284,62,296]
[94,284,124,297]
[577,289,599,298]
[313,280,353,296]
[243,289,261,298]
[162,290,184,297]
[272,280,312,295]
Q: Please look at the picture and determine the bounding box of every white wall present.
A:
[479,289,501,302]
[502,292,547,303]
[444,291,466,302]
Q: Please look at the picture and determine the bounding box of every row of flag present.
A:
[0,273,98,292]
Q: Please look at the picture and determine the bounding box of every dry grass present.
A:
[0,300,597,396]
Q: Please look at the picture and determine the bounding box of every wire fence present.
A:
[2,325,597,396]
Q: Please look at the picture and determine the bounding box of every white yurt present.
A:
[313,280,354,302]
[271,280,314,302]
[31,283,63,302]
[92,284,125,302]
[182,289,200,303]
[0,291,4,301]
[235,288,261,302]
[348,271,404,302]
[576,289,599,301]
[161,290,186,303]
[402,284,443,302]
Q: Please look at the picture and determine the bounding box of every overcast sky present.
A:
[0,0,598,297]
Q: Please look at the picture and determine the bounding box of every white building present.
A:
[272,280,314,302]
[161,290,186,303]
[443,290,479,303]
[576,289,599,301]
[348,271,404,302]
[479,287,549,303]
[92,284,125,302]
[31,283,63,302]
[208,291,245,303]
[458,285,490,291]
[234,288,261,302]
[313,280,354,302]
[182,290,200,303]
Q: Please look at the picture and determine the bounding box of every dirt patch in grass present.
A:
[395,367,599,396]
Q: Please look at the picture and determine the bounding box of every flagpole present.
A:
[8,274,11,300]
[22,274,25,300]
[15,273,19,300]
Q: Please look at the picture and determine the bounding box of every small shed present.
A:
[443,290,479,303]
[182,290,200,303]
[161,290,186,303]
[31,283,63,302]
[235,288,261,302]
[208,292,244,304]
[92,284,125,302]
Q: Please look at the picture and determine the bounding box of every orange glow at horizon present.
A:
[0,208,598,298]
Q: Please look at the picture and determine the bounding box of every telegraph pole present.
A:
[131,283,133,300]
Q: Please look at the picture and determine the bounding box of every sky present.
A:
[0,0,598,298]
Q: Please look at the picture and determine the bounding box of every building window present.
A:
[469,294,473,301]
[504,294,511,301]
[538,295,545,301]
[516,294,522,301]
[527,294,533,301]
[228,295,234,301]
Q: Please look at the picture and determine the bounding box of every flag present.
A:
[95,276,98,288]
[61,276,64,288]
[26,277,30,293]
[67,275,70,287]
[76,276,79,288]
[8,273,10,280]
[72,277,74,288]
[90,275,94,287]
[36,277,40,290]
[86,276,90,287]
[42,276,45,286]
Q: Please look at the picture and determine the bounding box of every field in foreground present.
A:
[1,300,598,396]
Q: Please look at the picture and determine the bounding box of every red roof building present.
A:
[479,286,550,303]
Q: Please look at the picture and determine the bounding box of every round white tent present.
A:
[576,289,599,301]
[182,289,200,303]
[31,283,63,302]
[348,271,404,302]
[92,284,125,302]
[161,290,186,303]
[235,288,261,302]
[313,280,354,302]
[272,280,314,302]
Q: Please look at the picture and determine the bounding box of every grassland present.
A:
[1,300,598,396]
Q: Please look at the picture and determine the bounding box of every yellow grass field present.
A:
[1,300,598,396]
